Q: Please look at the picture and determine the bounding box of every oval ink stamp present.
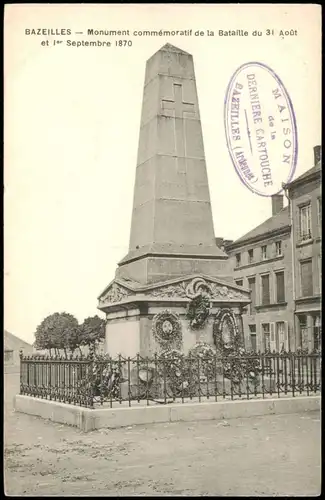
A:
[224,62,298,197]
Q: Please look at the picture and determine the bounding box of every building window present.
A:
[276,322,285,352]
[261,245,267,260]
[299,315,308,350]
[275,271,285,303]
[261,274,270,305]
[300,259,313,297]
[235,253,241,267]
[4,350,14,363]
[249,325,257,352]
[235,279,243,287]
[248,249,254,264]
[275,241,282,256]
[262,323,270,352]
[248,277,256,314]
[299,203,312,241]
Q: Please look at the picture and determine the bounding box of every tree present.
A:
[64,325,84,356]
[79,315,106,352]
[34,312,79,357]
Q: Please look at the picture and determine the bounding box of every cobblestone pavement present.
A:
[4,374,321,496]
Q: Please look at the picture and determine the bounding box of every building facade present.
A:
[226,145,322,353]
[225,197,294,352]
[283,145,322,351]
[4,330,33,373]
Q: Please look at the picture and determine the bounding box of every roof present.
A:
[4,330,33,351]
[227,206,290,248]
[284,161,321,189]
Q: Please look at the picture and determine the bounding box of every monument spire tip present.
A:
[160,43,191,55]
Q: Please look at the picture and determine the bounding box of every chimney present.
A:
[271,194,284,216]
[223,239,234,253]
[314,145,321,165]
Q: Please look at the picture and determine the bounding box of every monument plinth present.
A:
[98,44,250,357]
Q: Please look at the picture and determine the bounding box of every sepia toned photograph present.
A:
[4,3,321,496]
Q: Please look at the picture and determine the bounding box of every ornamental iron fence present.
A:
[19,349,321,409]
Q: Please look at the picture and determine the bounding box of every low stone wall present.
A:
[14,394,320,432]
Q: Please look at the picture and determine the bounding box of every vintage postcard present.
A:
[4,4,321,496]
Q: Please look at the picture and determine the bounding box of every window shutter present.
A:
[270,322,276,352]
[261,275,270,305]
[256,325,261,352]
[278,324,283,349]
[276,272,285,303]
[283,321,288,351]
[301,260,313,296]
[248,278,256,313]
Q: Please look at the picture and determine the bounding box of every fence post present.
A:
[291,352,295,397]
[261,352,265,398]
[19,349,23,394]
[33,357,37,397]
[88,344,95,408]
[118,354,122,404]
[136,353,140,403]
[127,357,131,407]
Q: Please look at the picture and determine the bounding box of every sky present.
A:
[4,4,321,343]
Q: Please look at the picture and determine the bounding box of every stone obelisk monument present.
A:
[98,44,250,357]
[117,43,229,284]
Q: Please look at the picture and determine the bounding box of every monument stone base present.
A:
[98,274,250,358]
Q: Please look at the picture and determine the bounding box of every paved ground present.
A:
[4,373,321,496]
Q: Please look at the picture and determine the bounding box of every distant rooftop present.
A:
[284,144,321,189]
[284,162,321,189]
[226,145,321,250]
[4,330,33,350]
[227,206,290,248]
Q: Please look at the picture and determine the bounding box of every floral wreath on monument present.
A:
[212,310,261,384]
[186,295,211,330]
[212,308,240,353]
[188,342,217,380]
[152,310,183,351]
[156,344,218,397]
